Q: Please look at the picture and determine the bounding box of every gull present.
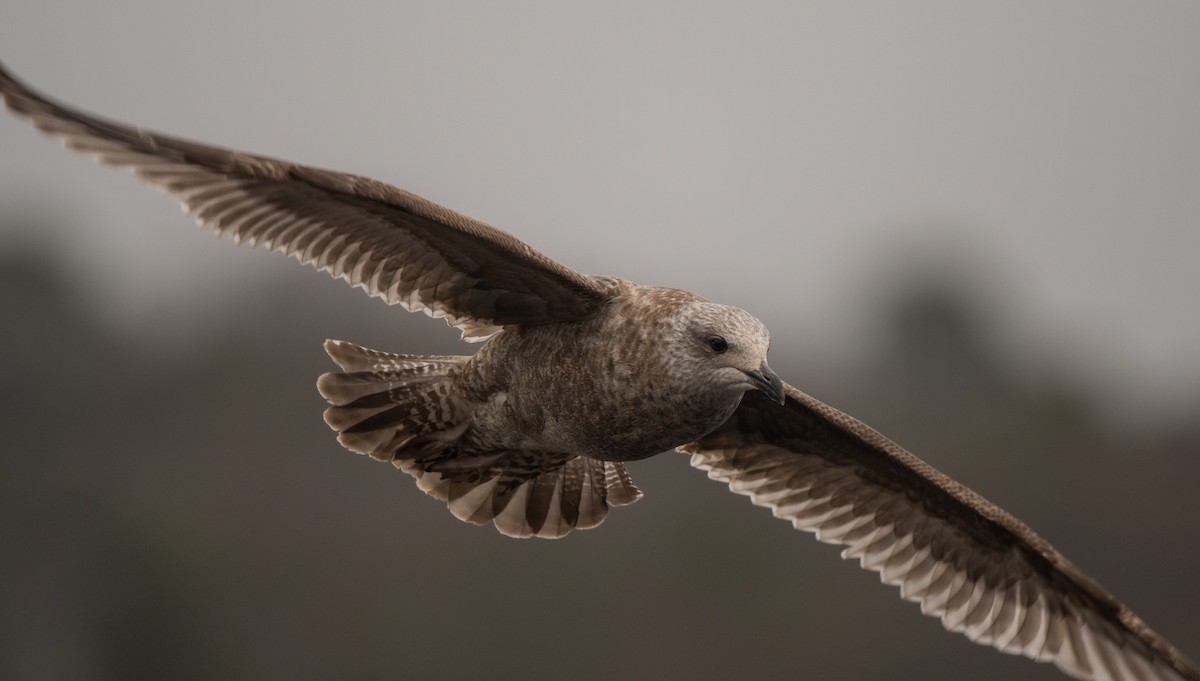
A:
[2,62,1195,681]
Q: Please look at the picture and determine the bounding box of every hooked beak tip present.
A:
[746,361,786,405]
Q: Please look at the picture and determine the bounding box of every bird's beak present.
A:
[744,361,786,405]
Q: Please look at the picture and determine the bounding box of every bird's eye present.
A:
[708,336,729,353]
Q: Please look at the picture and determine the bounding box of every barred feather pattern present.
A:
[318,340,641,539]
[0,64,611,341]
[682,387,1200,681]
[407,453,642,539]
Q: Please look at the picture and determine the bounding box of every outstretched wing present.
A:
[0,63,612,340]
[681,384,1199,681]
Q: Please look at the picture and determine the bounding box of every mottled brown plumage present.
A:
[2,62,1195,681]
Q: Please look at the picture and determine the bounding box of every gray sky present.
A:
[2,1,1198,425]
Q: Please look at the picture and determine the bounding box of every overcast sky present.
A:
[2,1,1198,425]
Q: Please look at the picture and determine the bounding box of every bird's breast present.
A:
[471,297,738,461]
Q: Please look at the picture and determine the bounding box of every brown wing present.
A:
[681,384,1199,681]
[0,63,611,339]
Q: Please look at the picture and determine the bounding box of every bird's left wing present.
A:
[0,63,612,339]
[680,384,1198,681]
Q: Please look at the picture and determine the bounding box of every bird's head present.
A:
[671,301,785,405]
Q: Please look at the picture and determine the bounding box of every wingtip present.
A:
[0,61,41,102]
[0,60,25,97]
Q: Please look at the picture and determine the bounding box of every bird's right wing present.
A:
[681,384,1199,681]
[0,63,613,340]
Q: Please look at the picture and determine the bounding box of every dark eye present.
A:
[708,336,729,353]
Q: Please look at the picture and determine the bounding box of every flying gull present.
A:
[1,62,1195,681]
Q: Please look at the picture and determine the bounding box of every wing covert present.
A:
[681,384,1199,681]
[0,63,612,339]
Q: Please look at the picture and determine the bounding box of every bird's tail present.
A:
[317,339,469,459]
[316,340,641,538]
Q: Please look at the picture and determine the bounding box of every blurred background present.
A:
[1,2,1197,680]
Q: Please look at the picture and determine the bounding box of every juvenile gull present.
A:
[1,62,1195,681]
